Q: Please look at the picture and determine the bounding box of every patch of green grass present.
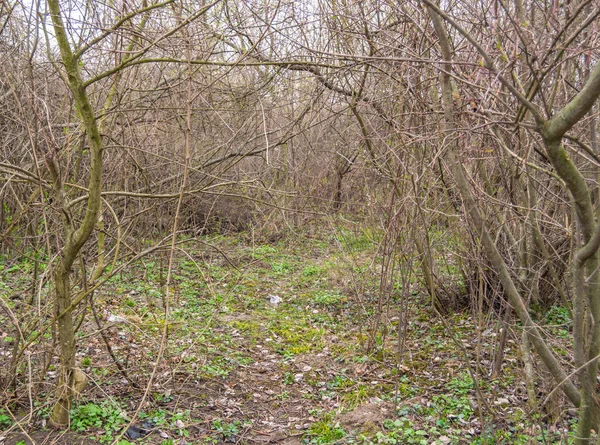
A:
[252,245,278,257]
[272,261,293,274]
[334,227,377,252]
[139,408,169,427]
[269,319,325,356]
[302,264,325,277]
[342,383,378,409]
[313,290,345,307]
[447,373,474,394]
[429,393,473,420]
[361,418,428,445]
[305,412,346,444]
[230,319,263,338]
[140,409,194,438]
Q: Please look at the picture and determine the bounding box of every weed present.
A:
[429,393,473,421]
[283,372,295,385]
[396,375,418,398]
[200,357,232,378]
[302,264,324,277]
[304,412,346,444]
[374,418,428,444]
[546,306,572,327]
[327,373,353,389]
[212,419,247,440]
[272,261,293,274]
[152,392,174,404]
[171,410,191,438]
[313,291,345,307]
[139,408,168,427]
[252,245,277,257]
[270,319,324,356]
[0,409,11,429]
[446,373,474,394]
[70,400,127,443]
[276,391,290,400]
[342,383,376,409]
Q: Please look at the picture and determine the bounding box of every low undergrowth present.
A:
[0,224,577,444]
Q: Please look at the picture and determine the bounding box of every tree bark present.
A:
[47,0,104,426]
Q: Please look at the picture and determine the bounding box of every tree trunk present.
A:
[50,261,75,426]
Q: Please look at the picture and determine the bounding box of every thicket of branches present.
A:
[1,0,600,441]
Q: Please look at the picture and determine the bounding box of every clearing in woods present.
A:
[0,226,576,444]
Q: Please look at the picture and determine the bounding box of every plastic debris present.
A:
[269,295,282,305]
[107,313,128,324]
[124,421,155,440]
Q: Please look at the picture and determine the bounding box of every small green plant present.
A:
[313,291,344,307]
[327,374,352,389]
[81,357,92,367]
[302,264,323,277]
[305,412,346,444]
[252,245,277,257]
[276,391,290,400]
[172,410,191,437]
[447,373,474,395]
[152,392,174,404]
[430,393,473,421]
[0,409,11,429]
[342,383,375,408]
[396,375,418,398]
[200,358,231,378]
[377,418,428,445]
[139,408,168,427]
[546,305,572,327]
[272,261,292,274]
[212,419,247,440]
[283,372,295,385]
[70,400,127,442]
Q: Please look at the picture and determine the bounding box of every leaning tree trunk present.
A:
[425,2,600,441]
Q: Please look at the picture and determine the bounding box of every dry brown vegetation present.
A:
[1,0,600,444]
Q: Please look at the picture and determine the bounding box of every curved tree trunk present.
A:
[47,0,105,426]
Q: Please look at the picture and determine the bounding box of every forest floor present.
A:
[0,225,578,444]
